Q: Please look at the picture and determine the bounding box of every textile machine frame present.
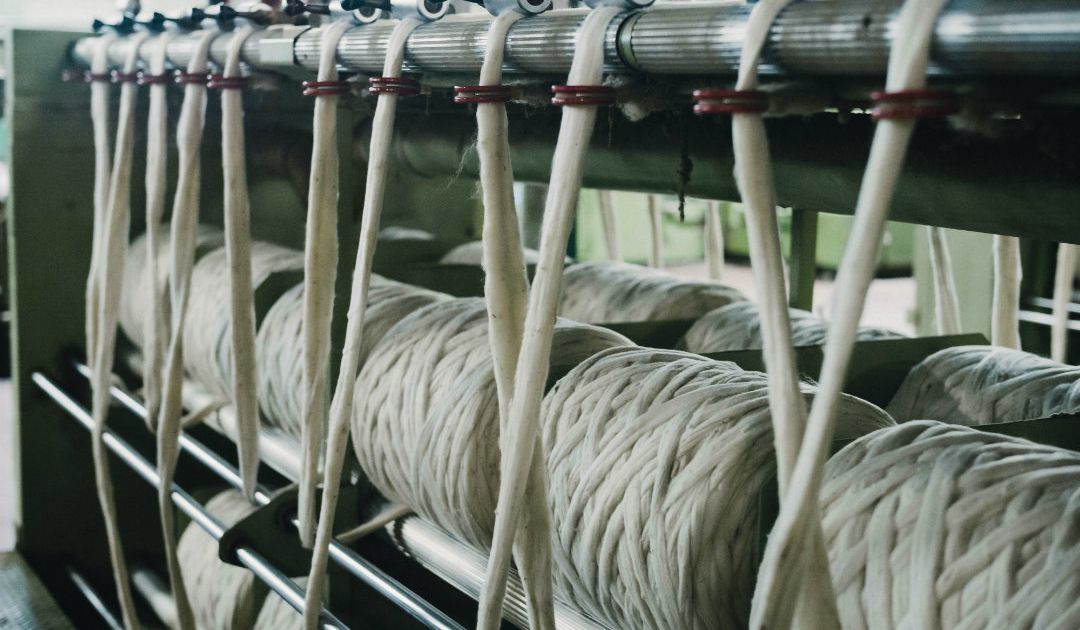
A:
[5,0,1080,627]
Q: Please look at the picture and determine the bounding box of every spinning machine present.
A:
[5,0,1080,628]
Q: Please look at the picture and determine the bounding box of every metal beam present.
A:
[375,110,1080,244]
[73,1,1080,79]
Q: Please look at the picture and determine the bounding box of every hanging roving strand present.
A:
[597,189,621,261]
[140,31,175,431]
[86,33,115,369]
[991,235,1022,348]
[927,225,962,334]
[214,24,262,501]
[721,0,836,622]
[453,0,555,621]
[302,14,436,628]
[750,1,954,628]
[297,19,354,548]
[156,27,219,630]
[1051,243,1077,362]
[88,30,148,630]
[476,3,642,627]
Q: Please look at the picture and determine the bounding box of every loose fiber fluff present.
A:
[558,261,745,323]
[681,302,903,354]
[888,345,1080,425]
[822,421,1080,629]
[352,297,631,552]
[541,347,894,630]
[256,276,449,440]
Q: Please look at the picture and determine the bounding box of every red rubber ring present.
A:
[369,76,419,97]
[454,85,511,104]
[61,69,91,83]
[137,72,171,85]
[175,71,209,85]
[550,84,615,107]
[112,71,140,84]
[88,72,113,83]
[302,79,350,97]
[207,74,248,90]
[692,88,769,115]
[870,89,960,120]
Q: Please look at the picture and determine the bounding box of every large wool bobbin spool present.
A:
[540,346,895,630]
[256,276,449,440]
[888,345,1080,425]
[119,226,224,351]
[351,297,632,552]
[180,242,303,401]
[681,302,903,354]
[177,490,267,629]
[558,261,745,323]
[821,420,1080,628]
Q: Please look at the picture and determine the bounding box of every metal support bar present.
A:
[72,1,1080,79]
[377,112,1080,245]
[68,362,467,630]
[788,209,818,311]
[31,372,348,630]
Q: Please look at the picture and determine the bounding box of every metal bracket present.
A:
[218,483,366,577]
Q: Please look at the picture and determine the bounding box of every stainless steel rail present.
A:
[32,372,350,630]
[71,1,1080,79]
[67,362,467,630]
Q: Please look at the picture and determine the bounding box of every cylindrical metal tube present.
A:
[72,1,1080,78]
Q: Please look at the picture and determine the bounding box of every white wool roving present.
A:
[704,200,724,280]
[991,235,1022,349]
[351,298,630,551]
[682,302,903,354]
[156,29,219,630]
[88,31,148,630]
[438,241,544,266]
[597,190,621,261]
[181,243,303,401]
[1051,243,1077,363]
[142,33,175,431]
[541,347,894,630]
[822,421,1080,629]
[750,1,952,628]
[256,276,449,440]
[297,19,354,550]
[177,489,266,629]
[86,33,115,367]
[927,226,962,335]
[478,7,623,628]
[470,10,557,626]
[887,345,1080,425]
[558,260,745,323]
[647,195,664,268]
[220,26,262,500]
[303,18,423,629]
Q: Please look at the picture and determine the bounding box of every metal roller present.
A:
[72,0,1080,79]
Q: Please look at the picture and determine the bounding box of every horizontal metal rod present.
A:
[31,372,348,630]
[374,110,1080,245]
[71,0,1080,79]
[68,362,466,630]
[67,566,123,630]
